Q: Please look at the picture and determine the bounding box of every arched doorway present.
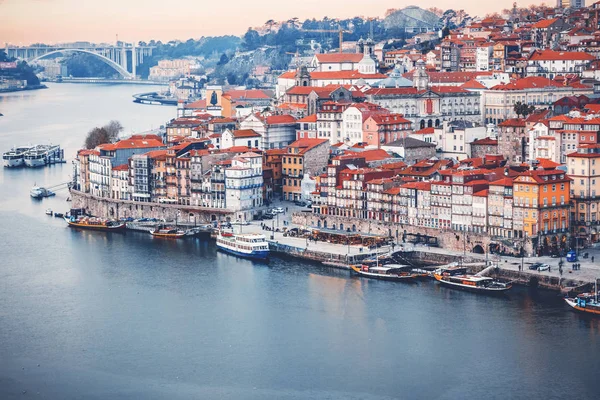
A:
[427,119,433,128]
[340,223,344,231]
[420,120,425,129]
[472,244,485,254]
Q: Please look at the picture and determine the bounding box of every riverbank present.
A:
[0,84,48,93]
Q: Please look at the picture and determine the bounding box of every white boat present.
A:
[24,144,61,167]
[45,208,53,215]
[30,186,55,199]
[2,146,32,167]
[216,230,269,260]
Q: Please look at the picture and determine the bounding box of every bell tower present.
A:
[295,64,311,87]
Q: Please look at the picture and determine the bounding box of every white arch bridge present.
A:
[5,43,155,79]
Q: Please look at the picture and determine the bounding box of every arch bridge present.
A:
[5,43,155,79]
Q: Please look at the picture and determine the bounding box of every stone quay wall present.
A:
[71,190,234,223]
[292,213,494,254]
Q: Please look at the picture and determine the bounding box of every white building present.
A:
[435,121,489,160]
[225,152,263,221]
[88,153,112,198]
[240,114,297,149]
[526,50,595,78]
[528,122,551,162]
[221,129,262,150]
[476,45,493,72]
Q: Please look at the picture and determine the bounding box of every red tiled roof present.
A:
[297,114,317,123]
[461,79,486,89]
[531,18,559,29]
[491,77,565,91]
[498,118,526,127]
[266,115,296,125]
[414,127,435,134]
[100,138,165,151]
[184,99,207,109]
[231,129,261,138]
[310,70,387,80]
[529,49,595,61]
[489,177,513,187]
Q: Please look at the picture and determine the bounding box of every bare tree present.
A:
[83,120,124,149]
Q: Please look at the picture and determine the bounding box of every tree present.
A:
[514,101,536,118]
[83,121,123,149]
[217,53,229,66]
[105,120,124,142]
[84,127,110,149]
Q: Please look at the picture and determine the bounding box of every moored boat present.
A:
[433,270,512,293]
[150,228,186,238]
[30,186,55,198]
[216,231,269,260]
[565,280,600,316]
[65,216,126,231]
[3,146,31,167]
[45,208,53,216]
[23,144,61,167]
[350,263,417,281]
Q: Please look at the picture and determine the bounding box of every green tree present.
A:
[514,101,536,118]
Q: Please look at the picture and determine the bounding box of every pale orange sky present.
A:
[1,0,544,45]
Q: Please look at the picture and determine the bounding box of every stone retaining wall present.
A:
[71,190,234,223]
[293,213,494,254]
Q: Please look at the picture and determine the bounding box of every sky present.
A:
[1,0,544,45]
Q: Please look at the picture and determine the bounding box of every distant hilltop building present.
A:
[383,6,442,33]
[149,59,198,82]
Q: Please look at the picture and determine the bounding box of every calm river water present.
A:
[0,84,599,399]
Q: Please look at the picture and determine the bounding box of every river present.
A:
[0,83,599,400]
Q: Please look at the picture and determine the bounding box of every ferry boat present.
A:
[2,146,32,167]
[216,231,269,260]
[350,263,417,282]
[565,281,600,316]
[23,144,61,167]
[150,228,186,238]
[65,216,126,231]
[433,270,512,294]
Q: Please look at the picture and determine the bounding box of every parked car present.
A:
[262,212,274,220]
[272,207,284,213]
[528,263,543,271]
[230,220,249,226]
[537,263,550,272]
[294,200,306,206]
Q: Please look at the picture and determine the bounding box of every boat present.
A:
[30,186,55,198]
[216,230,269,260]
[54,212,64,218]
[45,208,53,216]
[65,216,126,231]
[565,280,600,316]
[433,269,512,293]
[2,146,32,167]
[350,263,417,281]
[23,144,61,167]
[150,228,186,238]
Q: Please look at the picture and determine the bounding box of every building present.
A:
[498,119,527,165]
[110,165,130,200]
[221,129,262,150]
[566,144,600,246]
[149,59,197,81]
[512,168,571,255]
[282,138,330,201]
[526,50,595,78]
[381,137,436,164]
[240,114,297,149]
[363,113,413,147]
[225,152,264,221]
[221,89,272,118]
[470,137,498,158]
[482,77,592,125]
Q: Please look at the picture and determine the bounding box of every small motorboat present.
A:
[565,280,600,316]
[45,208,53,216]
[54,212,64,218]
[350,263,417,282]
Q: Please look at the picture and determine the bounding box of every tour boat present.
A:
[65,216,126,231]
[565,281,600,316]
[216,231,269,260]
[23,144,61,167]
[2,146,31,167]
[350,263,417,282]
[150,228,186,238]
[433,270,512,293]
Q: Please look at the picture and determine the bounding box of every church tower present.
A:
[412,60,429,91]
[295,64,311,87]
